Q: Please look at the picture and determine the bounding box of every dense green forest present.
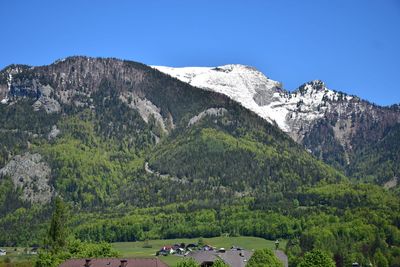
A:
[303,113,400,186]
[0,57,399,266]
[349,123,400,185]
[2,183,399,266]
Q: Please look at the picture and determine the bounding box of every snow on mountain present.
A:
[152,64,353,141]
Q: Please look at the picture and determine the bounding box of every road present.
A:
[274,250,288,267]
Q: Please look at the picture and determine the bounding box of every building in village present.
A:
[188,248,253,267]
[0,249,6,256]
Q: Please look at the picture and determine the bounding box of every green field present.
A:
[0,247,35,267]
[112,236,286,266]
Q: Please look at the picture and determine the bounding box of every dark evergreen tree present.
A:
[48,197,68,252]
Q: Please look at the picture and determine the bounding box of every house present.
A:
[156,246,175,256]
[59,258,168,267]
[28,247,39,255]
[0,249,6,256]
[202,245,214,251]
[188,250,219,267]
[218,250,253,267]
[176,248,186,255]
[172,244,182,250]
[188,249,253,267]
[186,243,197,250]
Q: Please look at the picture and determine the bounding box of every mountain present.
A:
[1,57,399,267]
[0,57,344,204]
[0,56,347,243]
[153,65,400,184]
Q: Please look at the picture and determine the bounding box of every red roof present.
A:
[59,258,168,267]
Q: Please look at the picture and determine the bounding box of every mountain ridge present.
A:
[1,56,399,187]
[153,63,400,184]
[0,56,344,206]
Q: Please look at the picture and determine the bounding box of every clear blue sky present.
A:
[1,0,399,105]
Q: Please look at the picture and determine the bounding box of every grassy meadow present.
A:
[0,247,35,267]
[112,236,285,266]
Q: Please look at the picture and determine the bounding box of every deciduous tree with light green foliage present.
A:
[213,259,229,267]
[373,250,388,267]
[175,258,198,267]
[35,238,119,267]
[247,248,282,267]
[297,249,335,267]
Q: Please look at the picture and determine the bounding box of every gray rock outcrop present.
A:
[0,152,54,204]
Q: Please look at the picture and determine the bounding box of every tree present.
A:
[36,238,119,267]
[35,251,58,267]
[198,237,205,247]
[48,197,68,252]
[373,250,388,267]
[297,250,335,267]
[213,259,229,267]
[247,248,283,267]
[176,258,198,267]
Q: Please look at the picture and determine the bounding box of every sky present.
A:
[0,0,399,106]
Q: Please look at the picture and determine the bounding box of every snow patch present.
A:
[153,64,355,139]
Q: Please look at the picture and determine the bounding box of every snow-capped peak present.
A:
[152,64,353,140]
[152,64,284,125]
[153,64,281,94]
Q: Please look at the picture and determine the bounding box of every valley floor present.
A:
[0,236,286,267]
[112,236,287,266]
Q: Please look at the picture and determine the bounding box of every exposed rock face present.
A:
[188,108,228,127]
[32,85,61,113]
[0,66,27,104]
[0,153,54,204]
[1,58,141,112]
[0,66,61,113]
[119,92,168,134]
[384,177,398,189]
[0,83,8,103]
[47,125,61,140]
[35,57,146,106]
